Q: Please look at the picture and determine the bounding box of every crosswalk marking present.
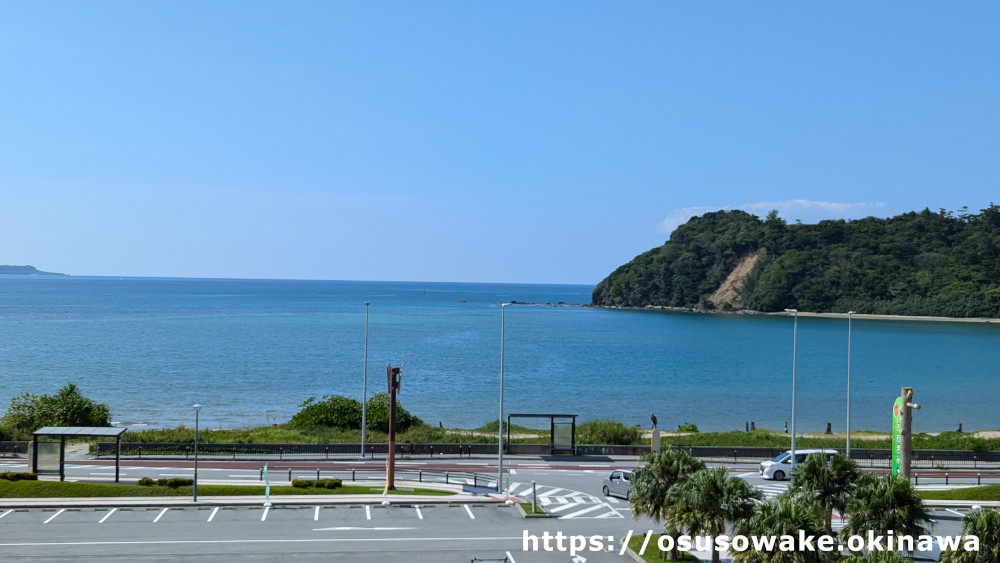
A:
[507,481,620,519]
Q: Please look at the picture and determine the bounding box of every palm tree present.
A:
[789,452,859,534]
[667,466,763,563]
[939,507,1000,562]
[630,448,705,560]
[841,473,931,557]
[731,490,833,562]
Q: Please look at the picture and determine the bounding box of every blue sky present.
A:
[1,2,997,284]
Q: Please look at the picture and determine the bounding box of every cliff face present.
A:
[591,206,1000,318]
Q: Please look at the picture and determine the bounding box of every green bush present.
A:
[156,478,193,489]
[1,383,111,441]
[0,472,37,481]
[289,395,363,430]
[137,477,155,487]
[365,393,421,433]
[291,478,343,490]
[677,422,699,432]
[577,419,642,445]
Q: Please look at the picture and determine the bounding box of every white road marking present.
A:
[0,536,524,548]
[537,487,565,498]
[314,506,320,521]
[208,507,219,522]
[506,551,517,563]
[365,505,371,520]
[0,510,12,520]
[44,509,65,524]
[415,506,423,520]
[464,505,475,519]
[153,508,169,523]
[946,508,966,517]
[560,503,609,519]
[261,507,270,522]
[313,527,417,531]
[98,508,117,523]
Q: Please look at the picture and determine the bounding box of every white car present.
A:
[758,449,837,480]
[602,469,633,500]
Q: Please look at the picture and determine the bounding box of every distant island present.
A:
[592,205,1000,319]
[0,265,65,276]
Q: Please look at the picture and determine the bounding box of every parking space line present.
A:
[506,551,516,563]
[99,508,117,523]
[153,508,169,523]
[314,506,320,521]
[946,509,965,517]
[208,507,219,522]
[415,506,423,520]
[365,505,371,520]
[0,510,12,520]
[261,506,270,522]
[44,509,65,524]
[464,505,475,520]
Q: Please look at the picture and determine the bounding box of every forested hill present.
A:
[591,206,1000,318]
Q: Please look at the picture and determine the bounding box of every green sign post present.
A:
[891,396,904,476]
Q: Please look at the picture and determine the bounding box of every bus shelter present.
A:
[31,426,127,482]
[506,414,577,455]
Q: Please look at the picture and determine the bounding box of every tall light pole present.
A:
[193,403,201,502]
[784,309,798,474]
[362,301,370,457]
[847,311,855,458]
[498,302,510,496]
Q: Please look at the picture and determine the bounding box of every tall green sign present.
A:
[891,396,904,476]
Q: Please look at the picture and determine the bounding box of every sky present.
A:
[1,2,997,285]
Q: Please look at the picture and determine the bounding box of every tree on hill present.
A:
[592,204,1000,318]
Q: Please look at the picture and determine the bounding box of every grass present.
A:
[627,533,701,562]
[518,501,547,515]
[919,485,1000,502]
[0,479,453,498]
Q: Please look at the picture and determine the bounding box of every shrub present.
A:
[157,477,193,488]
[677,422,699,433]
[365,393,421,433]
[291,478,343,490]
[577,419,641,445]
[137,477,155,487]
[289,395,363,430]
[0,472,38,481]
[1,383,111,441]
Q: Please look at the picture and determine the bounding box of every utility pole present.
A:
[899,386,920,478]
[385,363,402,491]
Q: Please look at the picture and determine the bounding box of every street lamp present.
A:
[847,311,855,458]
[362,301,370,457]
[784,309,798,474]
[193,403,201,502]
[499,302,510,498]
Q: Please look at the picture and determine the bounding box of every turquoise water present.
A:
[0,276,996,434]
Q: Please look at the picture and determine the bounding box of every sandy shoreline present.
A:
[597,305,999,324]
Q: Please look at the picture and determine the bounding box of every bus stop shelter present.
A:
[507,414,577,454]
[31,426,127,482]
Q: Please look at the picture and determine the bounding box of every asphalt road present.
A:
[0,457,989,562]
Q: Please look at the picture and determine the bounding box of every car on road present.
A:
[759,448,838,480]
[602,468,633,500]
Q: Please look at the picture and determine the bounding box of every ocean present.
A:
[0,275,996,434]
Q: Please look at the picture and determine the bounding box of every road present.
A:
[0,457,989,561]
